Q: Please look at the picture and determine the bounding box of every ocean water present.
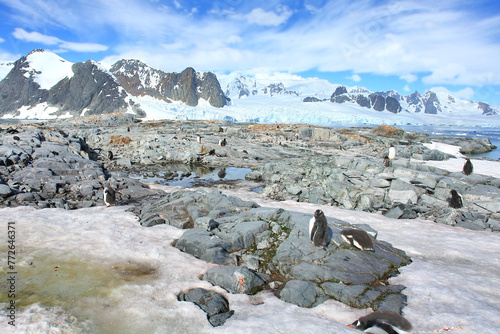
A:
[400,125,500,159]
[327,124,500,160]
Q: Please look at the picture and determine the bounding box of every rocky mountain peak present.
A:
[110,61,227,108]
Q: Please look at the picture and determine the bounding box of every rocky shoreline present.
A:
[1,115,499,323]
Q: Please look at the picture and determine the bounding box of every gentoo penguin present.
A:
[449,189,463,209]
[309,209,329,247]
[383,155,391,167]
[107,150,113,161]
[463,158,473,175]
[388,144,396,160]
[218,168,226,179]
[196,135,202,144]
[103,185,116,207]
[349,310,413,334]
[219,138,227,147]
[340,228,374,252]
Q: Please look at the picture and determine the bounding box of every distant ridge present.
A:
[0,49,498,123]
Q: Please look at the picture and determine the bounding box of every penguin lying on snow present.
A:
[340,228,374,252]
[103,185,117,207]
[309,209,329,248]
[463,158,473,175]
[349,310,412,334]
[449,189,463,209]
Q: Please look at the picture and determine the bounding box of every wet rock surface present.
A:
[145,188,411,311]
[177,288,234,327]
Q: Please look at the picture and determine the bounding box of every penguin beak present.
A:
[347,324,354,327]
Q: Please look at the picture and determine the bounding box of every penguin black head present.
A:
[314,209,324,218]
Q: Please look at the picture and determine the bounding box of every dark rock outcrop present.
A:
[424,91,441,114]
[178,288,234,327]
[478,102,498,115]
[48,60,139,117]
[369,94,386,111]
[0,50,50,116]
[303,96,322,102]
[110,60,227,108]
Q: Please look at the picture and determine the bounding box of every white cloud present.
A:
[430,86,476,100]
[347,74,361,82]
[400,73,417,83]
[12,28,108,53]
[3,0,500,99]
[246,7,293,26]
[403,84,411,92]
[0,38,4,43]
[13,28,60,45]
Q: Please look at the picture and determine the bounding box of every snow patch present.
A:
[24,51,74,90]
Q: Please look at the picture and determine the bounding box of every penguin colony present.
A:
[349,310,413,334]
[308,209,329,247]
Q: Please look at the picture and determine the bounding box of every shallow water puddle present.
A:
[132,166,252,187]
[0,248,157,332]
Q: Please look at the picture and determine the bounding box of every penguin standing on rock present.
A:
[103,185,116,207]
[349,310,413,334]
[107,150,113,161]
[340,228,374,252]
[463,158,473,175]
[449,189,463,209]
[309,209,329,248]
[219,138,227,147]
[388,144,396,160]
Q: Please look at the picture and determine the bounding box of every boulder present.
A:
[177,288,234,327]
[203,266,265,294]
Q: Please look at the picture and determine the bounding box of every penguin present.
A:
[388,144,396,160]
[219,138,227,147]
[127,126,130,132]
[340,228,374,252]
[309,209,329,247]
[348,310,413,334]
[449,189,463,209]
[107,150,113,161]
[218,168,226,179]
[196,135,202,144]
[463,158,473,175]
[103,185,116,207]
[383,155,391,167]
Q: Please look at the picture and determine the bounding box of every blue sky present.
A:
[1,0,500,106]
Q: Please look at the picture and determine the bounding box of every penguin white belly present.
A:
[388,147,396,160]
[309,217,315,240]
[363,326,390,334]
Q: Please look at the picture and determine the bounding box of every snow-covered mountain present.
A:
[0,50,499,126]
[0,50,226,119]
[221,73,498,117]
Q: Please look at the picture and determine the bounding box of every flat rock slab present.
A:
[203,266,265,295]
